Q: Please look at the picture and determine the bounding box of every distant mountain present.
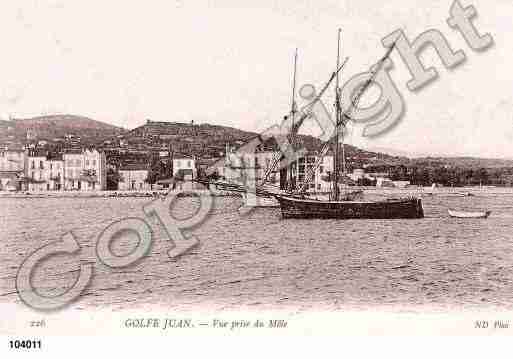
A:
[364,146,431,159]
[410,156,513,169]
[0,115,126,145]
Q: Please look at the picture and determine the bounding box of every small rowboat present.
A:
[448,209,491,218]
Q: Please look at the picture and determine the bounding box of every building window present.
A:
[85,160,89,166]
[31,161,35,169]
[187,160,191,168]
[320,166,324,173]
[92,160,96,167]
[50,163,53,170]
[39,160,43,169]
[31,171,34,179]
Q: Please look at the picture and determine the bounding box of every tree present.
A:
[145,152,173,187]
[145,153,160,187]
[106,168,122,190]
[476,167,489,186]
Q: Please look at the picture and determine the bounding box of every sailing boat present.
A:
[275,30,424,220]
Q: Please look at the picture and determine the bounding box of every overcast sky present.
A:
[0,0,511,158]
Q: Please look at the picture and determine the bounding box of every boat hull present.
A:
[276,195,424,219]
[448,209,490,218]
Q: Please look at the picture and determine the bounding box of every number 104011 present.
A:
[9,339,41,350]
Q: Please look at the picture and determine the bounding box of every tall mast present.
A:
[339,34,346,178]
[288,49,298,191]
[333,29,342,201]
[291,48,298,127]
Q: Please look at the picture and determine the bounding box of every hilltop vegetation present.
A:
[0,115,126,146]
[125,119,404,165]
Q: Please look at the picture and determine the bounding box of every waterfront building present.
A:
[173,168,196,191]
[63,150,84,190]
[0,148,27,191]
[254,151,282,186]
[1,146,107,192]
[217,143,282,185]
[118,164,150,191]
[63,149,106,191]
[82,149,107,190]
[286,153,333,193]
[26,151,65,191]
[47,156,64,190]
[172,156,196,179]
[0,148,26,172]
[350,168,366,182]
[376,177,395,188]
[0,171,21,191]
[27,151,48,191]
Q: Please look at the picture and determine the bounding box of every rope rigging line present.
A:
[297,43,397,194]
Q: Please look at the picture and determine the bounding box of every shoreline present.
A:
[1,186,513,199]
[0,189,243,198]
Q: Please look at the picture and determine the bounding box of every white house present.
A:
[27,152,48,191]
[118,164,150,191]
[0,148,26,172]
[63,149,106,191]
[286,153,334,193]
[0,171,22,191]
[0,148,27,191]
[376,177,395,188]
[172,156,196,178]
[63,150,84,190]
[26,151,65,191]
[46,158,64,190]
[82,149,106,191]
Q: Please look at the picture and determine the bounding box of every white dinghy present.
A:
[448,209,491,219]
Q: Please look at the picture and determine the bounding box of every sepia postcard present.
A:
[1,0,512,355]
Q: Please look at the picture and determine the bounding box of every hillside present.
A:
[0,114,126,146]
[124,120,404,166]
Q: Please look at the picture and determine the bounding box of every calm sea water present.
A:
[2,190,513,312]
